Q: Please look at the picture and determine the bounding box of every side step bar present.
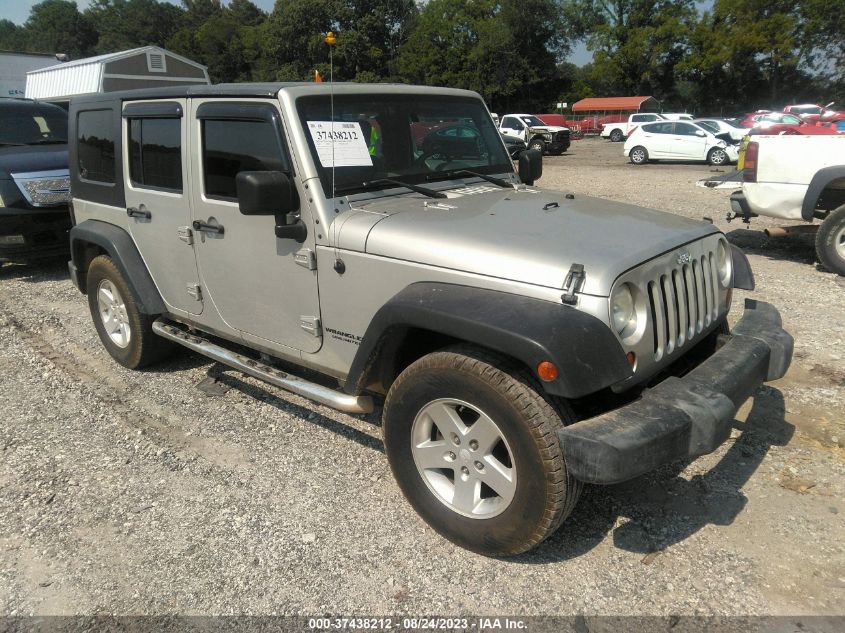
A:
[152,320,374,414]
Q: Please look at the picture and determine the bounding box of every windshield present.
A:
[297,94,511,197]
[0,103,68,145]
[520,115,546,127]
[697,120,720,134]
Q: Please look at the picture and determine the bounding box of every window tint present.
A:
[675,122,700,136]
[697,120,719,134]
[644,122,673,134]
[128,118,182,191]
[77,110,115,183]
[201,119,288,199]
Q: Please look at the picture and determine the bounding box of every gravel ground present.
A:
[1,137,843,619]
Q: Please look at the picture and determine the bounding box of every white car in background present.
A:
[693,118,750,142]
[624,120,739,166]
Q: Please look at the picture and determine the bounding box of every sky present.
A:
[0,0,600,66]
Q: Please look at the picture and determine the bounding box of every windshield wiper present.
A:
[427,170,512,188]
[360,178,447,199]
[27,138,66,145]
[0,142,26,147]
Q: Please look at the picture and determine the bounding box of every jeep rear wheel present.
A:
[815,204,845,276]
[86,255,174,369]
[382,347,582,556]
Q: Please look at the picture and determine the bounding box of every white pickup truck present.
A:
[601,113,664,142]
[729,134,845,274]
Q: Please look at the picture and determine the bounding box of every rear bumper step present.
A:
[152,320,374,414]
[559,299,793,485]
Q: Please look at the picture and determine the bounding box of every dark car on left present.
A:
[0,98,71,265]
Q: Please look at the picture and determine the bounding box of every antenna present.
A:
[325,31,337,200]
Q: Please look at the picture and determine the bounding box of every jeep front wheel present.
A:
[815,204,845,276]
[86,255,174,369]
[382,348,582,556]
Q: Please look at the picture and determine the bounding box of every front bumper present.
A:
[0,206,71,263]
[559,299,793,485]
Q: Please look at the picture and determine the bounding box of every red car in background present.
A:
[740,111,837,135]
[783,102,845,124]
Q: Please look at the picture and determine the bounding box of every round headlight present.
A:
[717,240,732,286]
[611,284,636,336]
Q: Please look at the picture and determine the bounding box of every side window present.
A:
[77,110,115,183]
[647,122,673,134]
[128,118,182,191]
[674,122,699,136]
[201,118,289,200]
[512,118,525,130]
[501,117,515,129]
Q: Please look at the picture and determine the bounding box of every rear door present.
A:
[122,100,203,315]
[639,121,673,157]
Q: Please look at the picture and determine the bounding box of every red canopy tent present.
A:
[538,96,660,136]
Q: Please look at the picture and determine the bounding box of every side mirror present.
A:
[518,149,542,185]
[695,130,706,137]
[236,170,306,242]
[236,171,299,216]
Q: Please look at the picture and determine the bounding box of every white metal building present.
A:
[25,46,210,102]
[0,51,61,98]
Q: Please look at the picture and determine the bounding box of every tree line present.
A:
[2,0,843,116]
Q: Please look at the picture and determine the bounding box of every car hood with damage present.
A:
[335,184,718,296]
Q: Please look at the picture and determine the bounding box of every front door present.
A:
[672,122,708,159]
[123,99,203,315]
[187,98,321,353]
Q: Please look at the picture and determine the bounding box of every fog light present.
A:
[537,361,558,382]
[0,234,25,245]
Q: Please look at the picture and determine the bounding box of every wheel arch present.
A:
[801,166,845,221]
[70,219,166,315]
[343,283,632,399]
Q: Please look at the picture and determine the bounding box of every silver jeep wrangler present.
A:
[67,83,793,556]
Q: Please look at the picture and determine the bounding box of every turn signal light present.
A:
[536,361,558,382]
[626,351,636,367]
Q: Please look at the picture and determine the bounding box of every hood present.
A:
[0,144,69,179]
[340,186,717,296]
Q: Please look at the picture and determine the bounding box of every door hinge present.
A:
[300,316,321,337]
[294,248,317,270]
[177,226,194,245]
[561,263,585,305]
[186,283,202,301]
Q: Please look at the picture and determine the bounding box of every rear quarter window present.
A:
[77,110,115,183]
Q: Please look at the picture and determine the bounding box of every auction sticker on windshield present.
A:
[307,121,373,167]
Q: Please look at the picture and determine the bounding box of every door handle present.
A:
[192,220,225,235]
[127,206,151,219]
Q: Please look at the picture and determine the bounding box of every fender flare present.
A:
[344,282,632,399]
[801,165,845,221]
[69,219,166,315]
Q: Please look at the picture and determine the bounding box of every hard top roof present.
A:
[70,82,482,107]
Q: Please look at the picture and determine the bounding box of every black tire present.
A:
[528,138,545,153]
[86,255,174,369]
[707,146,729,166]
[382,347,582,556]
[815,204,845,275]
[609,128,624,142]
[629,146,649,165]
